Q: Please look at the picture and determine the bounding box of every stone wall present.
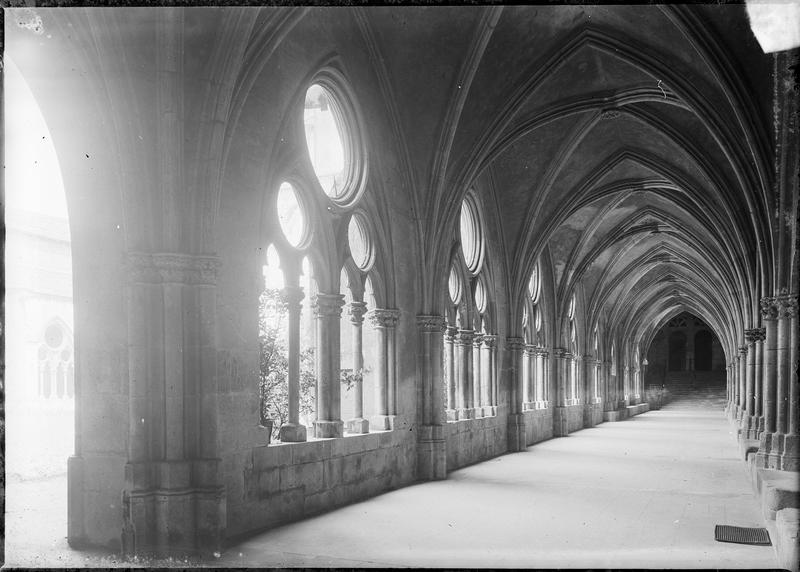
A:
[564,404,584,433]
[445,414,507,471]
[225,429,416,539]
[524,408,553,445]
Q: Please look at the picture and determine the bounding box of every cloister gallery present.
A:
[2,4,798,569]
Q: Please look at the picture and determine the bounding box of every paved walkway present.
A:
[2,392,777,568]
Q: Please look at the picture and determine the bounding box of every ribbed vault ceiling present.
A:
[364,4,772,359]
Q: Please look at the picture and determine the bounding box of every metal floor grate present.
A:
[714,525,772,545]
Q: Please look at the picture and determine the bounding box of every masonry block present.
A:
[775,508,800,572]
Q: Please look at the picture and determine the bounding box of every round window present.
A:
[459,195,483,273]
[474,278,487,314]
[304,84,346,198]
[276,182,306,248]
[348,212,373,271]
[448,266,462,305]
[45,323,63,349]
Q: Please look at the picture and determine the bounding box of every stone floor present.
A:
[2,391,778,568]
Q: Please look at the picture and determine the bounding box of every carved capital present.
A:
[127,252,160,283]
[194,256,222,285]
[313,294,345,318]
[444,326,458,342]
[472,333,484,347]
[553,347,571,359]
[482,334,497,349]
[127,252,221,285]
[368,308,401,328]
[506,337,525,352]
[761,296,779,320]
[348,301,368,325]
[738,345,748,356]
[416,314,445,332]
[776,293,799,318]
[745,328,766,343]
[455,329,475,345]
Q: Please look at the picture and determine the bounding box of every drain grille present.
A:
[714,525,771,545]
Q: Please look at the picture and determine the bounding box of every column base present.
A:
[417,424,447,480]
[370,414,396,431]
[603,408,629,422]
[756,432,784,470]
[345,417,370,434]
[279,422,307,443]
[507,413,526,451]
[123,459,225,558]
[456,408,474,420]
[313,419,344,438]
[68,454,126,552]
[780,434,800,471]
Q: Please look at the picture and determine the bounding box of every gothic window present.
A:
[276,181,307,248]
[260,73,389,443]
[443,191,497,421]
[37,321,73,400]
[303,78,367,206]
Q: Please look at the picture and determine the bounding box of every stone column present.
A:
[481,334,497,417]
[522,344,534,408]
[368,308,401,430]
[346,301,368,434]
[753,328,766,438]
[780,294,799,470]
[279,286,307,443]
[506,337,526,450]
[737,346,748,424]
[444,326,457,418]
[472,333,483,417]
[776,296,794,435]
[743,329,760,438]
[757,297,779,468]
[535,347,546,405]
[312,294,345,439]
[553,348,570,436]
[728,354,739,419]
[583,355,597,427]
[120,252,225,557]
[602,360,614,411]
[455,329,474,420]
[416,315,447,480]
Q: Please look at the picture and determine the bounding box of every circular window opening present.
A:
[348,213,373,271]
[448,266,462,305]
[45,323,63,349]
[459,196,483,273]
[277,182,306,248]
[304,83,349,199]
[475,278,487,314]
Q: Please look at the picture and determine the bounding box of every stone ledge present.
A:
[754,468,800,520]
[603,409,629,422]
[626,403,649,417]
[776,508,800,572]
